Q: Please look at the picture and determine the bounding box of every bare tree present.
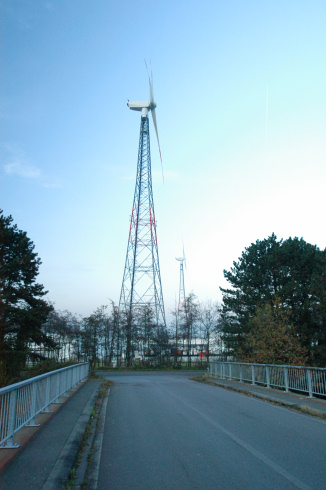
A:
[136,305,156,356]
[179,293,199,367]
[199,300,221,363]
[107,301,120,367]
[170,305,182,366]
[82,306,108,369]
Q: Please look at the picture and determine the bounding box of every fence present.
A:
[0,362,89,448]
[209,361,326,398]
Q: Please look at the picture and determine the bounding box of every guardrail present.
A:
[0,362,89,448]
[209,361,326,398]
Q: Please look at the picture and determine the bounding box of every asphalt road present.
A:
[96,372,326,489]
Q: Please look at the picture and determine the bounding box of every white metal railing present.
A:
[209,361,326,399]
[0,362,89,448]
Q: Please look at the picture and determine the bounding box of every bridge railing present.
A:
[0,362,89,448]
[209,361,326,398]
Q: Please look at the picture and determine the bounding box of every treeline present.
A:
[0,297,221,387]
[41,297,222,371]
[2,210,326,387]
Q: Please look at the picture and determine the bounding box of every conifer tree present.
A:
[0,210,52,383]
[220,234,326,365]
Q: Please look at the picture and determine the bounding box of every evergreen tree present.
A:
[0,210,53,384]
[220,234,326,365]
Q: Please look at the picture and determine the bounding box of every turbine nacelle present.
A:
[127,101,157,112]
[176,245,187,268]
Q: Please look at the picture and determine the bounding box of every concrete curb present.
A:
[42,382,101,489]
[86,388,110,489]
[203,376,326,417]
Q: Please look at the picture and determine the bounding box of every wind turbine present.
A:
[175,250,186,365]
[119,65,166,365]
[175,250,186,313]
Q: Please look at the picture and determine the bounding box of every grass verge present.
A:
[64,379,111,489]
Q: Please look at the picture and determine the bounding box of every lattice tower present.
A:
[119,114,166,360]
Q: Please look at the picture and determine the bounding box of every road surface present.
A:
[96,372,326,489]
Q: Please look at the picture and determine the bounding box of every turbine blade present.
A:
[151,107,164,182]
[150,60,154,103]
[145,59,154,104]
[183,243,187,270]
[145,60,162,181]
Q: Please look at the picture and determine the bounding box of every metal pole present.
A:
[7,390,19,447]
[284,366,289,393]
[306,368,313,398]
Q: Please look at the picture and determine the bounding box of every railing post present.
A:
[284,366,289,392]
[61,368,68,397]
[239,364,243,383]
[53,372,63,404]
[7,390,19,447]
[42,376,53,413]
[228,363,232,380]
[251,365,255,385]
[266,365,270,389]
[306,368,313,398]
[27,382,40,427]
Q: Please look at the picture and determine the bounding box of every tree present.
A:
[137,305,156,354]
[42,308,84,362]
[199,300,221,362]
[82,306,107,370]
[0,210,53,384]
[278,237,326,365]
[237,302,308,365]
[81,302,121,368]
[170,305,182,365]
[106,301,120,366]
[118,308,136,366]
[179,293,199,367]
[220,234,326,365]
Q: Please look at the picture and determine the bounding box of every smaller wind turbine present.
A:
[175,249,186,313]
[176,244,186,272]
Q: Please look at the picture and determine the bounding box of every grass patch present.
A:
[299,405,324,419]
[64,379,111,489]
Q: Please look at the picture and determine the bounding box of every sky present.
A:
[1,0,326,322]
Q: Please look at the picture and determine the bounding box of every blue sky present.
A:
[1,0,326,321]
